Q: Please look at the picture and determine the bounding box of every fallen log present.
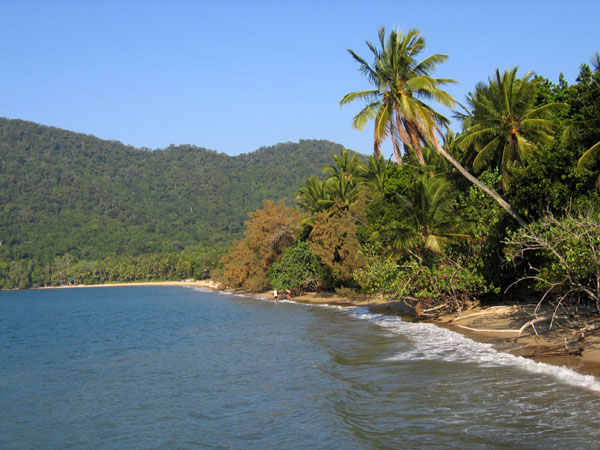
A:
[453,324,520,335]
[515,316,551,341]
[524,348,583,359]
[449,306,518,323]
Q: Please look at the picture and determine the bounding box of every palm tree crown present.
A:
[456,68,565,190]
[381,175,473,256]
[341,27,456,165]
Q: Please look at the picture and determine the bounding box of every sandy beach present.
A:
[37,280,222,290]
[39,280,600,378]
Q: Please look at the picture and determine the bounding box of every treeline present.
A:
[1,245,225,290]
[215,28,600,319]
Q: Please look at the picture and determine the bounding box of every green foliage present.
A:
[270,241,331,292]
[505,205,600,304]
[0,118,338,265]
[0,244,225,290]
[401,258,496,301]
[535,63,600,192]
[6,260,32,289]
[378,173,474,256]
[508,142,599,219]
[354,249,495,306]
[352,245,404,295]
[456,68,565,190]
[356,154,388,193]
[452,169,518,289]
[296,148,368,216]
[296,176,333,214]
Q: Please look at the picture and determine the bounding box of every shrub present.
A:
[270,241,330,292]
[217,200,303,290]
[354,246,496,313]
[505,205,600,306]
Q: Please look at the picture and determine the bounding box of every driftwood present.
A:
[524,348,584,358]
[524,341,584,359]
[515,316,551,341]
[523,323,600,359]
[453,324,520,335]
[449,306,518,323]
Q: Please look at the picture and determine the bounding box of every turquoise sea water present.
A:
[1,286,600,449]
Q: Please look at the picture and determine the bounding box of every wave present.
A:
[345,307,600,393]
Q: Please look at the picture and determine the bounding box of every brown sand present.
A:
[38,280,600,378]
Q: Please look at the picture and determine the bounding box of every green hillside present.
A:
[0,118,343,265]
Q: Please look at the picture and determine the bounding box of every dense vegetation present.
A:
[217,28,600,326]
[0,119,340,288]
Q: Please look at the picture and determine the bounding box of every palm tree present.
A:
[380,175,474,256]
[296,149,361,214]
[342,28,530,227]
[592,52,600,72]
[325,171,360,209]
[357,154,388,193]
[341,27,456,165]
[455,68,565,190]
[323,148,362,209]
[296,176,332,214]
[322,147,362,180]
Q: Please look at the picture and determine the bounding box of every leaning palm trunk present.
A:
[432,135,567,269]
[430,134,528,227]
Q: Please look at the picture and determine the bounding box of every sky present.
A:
[1,1,598,159]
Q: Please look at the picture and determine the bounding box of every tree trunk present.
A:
[388,118,403,165]
[404,119,426,166]
[430,135,529,228]
[373,117,382,160]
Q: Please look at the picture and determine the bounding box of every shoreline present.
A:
[35,280,222,290]
[31,280,600,378]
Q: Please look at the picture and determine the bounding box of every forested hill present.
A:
[0,118,342,262]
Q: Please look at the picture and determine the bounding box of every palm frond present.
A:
[472,136,501,173]
[578,140,600,170]
[339,89,380,106]
[522,102,568,119]
[351,102,380,131]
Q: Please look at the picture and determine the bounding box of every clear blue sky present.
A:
[1,1,598,158]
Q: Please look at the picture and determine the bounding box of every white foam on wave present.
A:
[188,286,212,292]
[344,307,600,393]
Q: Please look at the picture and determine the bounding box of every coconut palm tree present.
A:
[455,68,565,190]
[342,28,530,227]
[380,175,474,257]
[341,27,456,165]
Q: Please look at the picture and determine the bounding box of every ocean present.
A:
[1,286,599,449]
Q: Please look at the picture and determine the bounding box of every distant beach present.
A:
[37,280,221,290]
